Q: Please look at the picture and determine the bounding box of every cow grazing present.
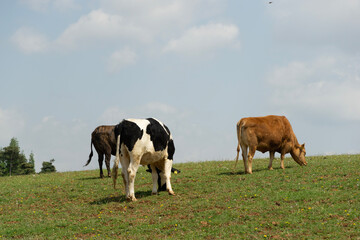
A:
[85,125,116,178]
[235,115,307,174]
[146,165,181,191]
[112,118,175,202]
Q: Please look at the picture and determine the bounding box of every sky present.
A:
[1,0,360,173]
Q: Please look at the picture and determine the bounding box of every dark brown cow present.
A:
[235,115,307,174]
[85,125,116,178]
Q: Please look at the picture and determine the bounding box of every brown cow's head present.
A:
[291,143,307,166]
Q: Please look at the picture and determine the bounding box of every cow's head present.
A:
[291,143,307,166]
[146,165,181,191]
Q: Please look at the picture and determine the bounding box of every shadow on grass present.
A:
[77,176,100,181]
[219,166,296,176]
[77,176,112,181]
[219,171,247,176]
[90,190,153,204]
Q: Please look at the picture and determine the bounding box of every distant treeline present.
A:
[0,138,56,176]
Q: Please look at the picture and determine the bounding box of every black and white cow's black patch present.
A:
[167,139,175,160]
[114,120,143,152]
[146,118,170,151]
[146,118,175,160]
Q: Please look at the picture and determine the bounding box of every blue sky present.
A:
[1,0,360,172]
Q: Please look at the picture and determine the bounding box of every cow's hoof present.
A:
[268,167,273,170]
[152,192,158,195]
[168,190,175,196]
[126,196,137,202]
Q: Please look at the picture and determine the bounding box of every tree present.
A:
[0,138,36,176]
[0,138,26,176]
[0,149,6,175]
[23,152,36,174]
[40,159,56,173]
[19,153,36,175]
[28,152,35,166]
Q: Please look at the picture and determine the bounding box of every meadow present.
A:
[0,155,359,239]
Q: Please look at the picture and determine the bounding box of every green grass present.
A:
[1,155,359,239]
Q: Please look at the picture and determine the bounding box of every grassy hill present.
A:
[1,155,359,239]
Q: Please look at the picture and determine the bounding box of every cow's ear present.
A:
[301,143,305,149]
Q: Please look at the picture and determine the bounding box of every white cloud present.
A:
[163,23,240,56]
[100,0,225,32]
[107,48,137,73]
[267,55,360,121]
[55,9,149,50]
[13,0,238,63]
[54,2,227,52]
[12,9,148,53]
[11,27,49,53]
[0,108,25,145]
[15,1,229,52]
[13,1,240,66]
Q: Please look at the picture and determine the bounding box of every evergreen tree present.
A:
[19,152,36,175]
[0,138,36,176]
[40,159,56,173]
[29,152,35,166]
[1,138,27,176]
[22,152,36,174]
[0,148,6,175]
[16,151,28,175]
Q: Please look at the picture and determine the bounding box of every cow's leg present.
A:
[105,152,111,177]
[98,153,104,178]
[241,144,249,174]
[164,159,175,195]
[280,153,285,169]
[234,144,241,172]
[127,155,141,202]
[120,155,130,199]
[247,146,256,174]
[150,164,159,195]
[159,170,166,188]
[268,151,275,170]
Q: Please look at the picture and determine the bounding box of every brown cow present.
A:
[235,115,307,174]
[85,125,116,178]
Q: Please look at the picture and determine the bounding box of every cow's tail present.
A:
[112,134,121,189]
[84,139,94,167]
[234,120,242,172]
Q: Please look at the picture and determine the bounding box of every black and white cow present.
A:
[112,118,175,202]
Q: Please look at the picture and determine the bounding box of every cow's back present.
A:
[92,125,116,155]
[239,115,294,153]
